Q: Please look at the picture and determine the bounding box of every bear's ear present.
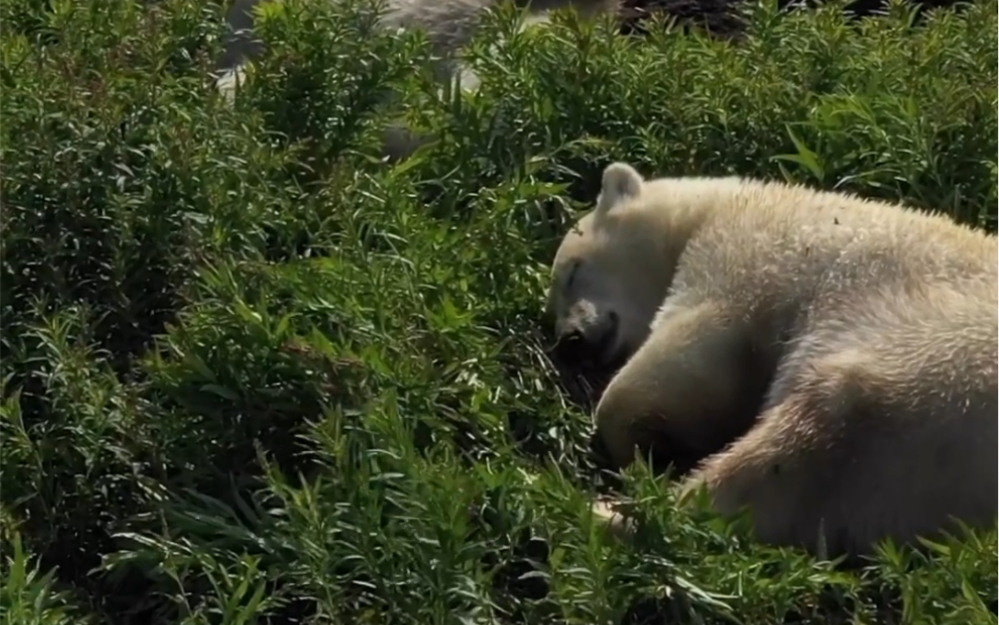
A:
[597,162,643,215]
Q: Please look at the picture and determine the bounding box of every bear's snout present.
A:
[554,310,620,367]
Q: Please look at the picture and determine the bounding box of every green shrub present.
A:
[1,0,996,623]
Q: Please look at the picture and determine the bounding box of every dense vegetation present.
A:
[617,0,973,38]
[1,0,996,623]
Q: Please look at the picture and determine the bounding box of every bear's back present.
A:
[672,178,993,292]
[663,177,996,341]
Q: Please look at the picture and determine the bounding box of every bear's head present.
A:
[545,162,680,372]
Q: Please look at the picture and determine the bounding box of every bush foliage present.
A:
[1,0,996,623]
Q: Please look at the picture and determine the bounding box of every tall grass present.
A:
[1,0,996,622]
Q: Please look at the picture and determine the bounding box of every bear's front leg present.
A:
[594,300,769,474]
[675,404,831,554]
[677,348,999,557]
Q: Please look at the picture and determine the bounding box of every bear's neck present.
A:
[650,205,712,286]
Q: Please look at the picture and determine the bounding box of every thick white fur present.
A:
[550,161,998,556]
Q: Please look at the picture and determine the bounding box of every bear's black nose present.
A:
[554,328,587,362]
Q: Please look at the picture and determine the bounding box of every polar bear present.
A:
[214,0,617,159]
[546,161,998,556]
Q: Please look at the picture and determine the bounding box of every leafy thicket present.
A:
[1,0,996,623]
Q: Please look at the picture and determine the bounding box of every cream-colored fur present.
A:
[548,161,998,556]
[214,0,617,159]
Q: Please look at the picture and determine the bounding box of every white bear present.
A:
[214,0,618,159]
[547,161,998,556]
